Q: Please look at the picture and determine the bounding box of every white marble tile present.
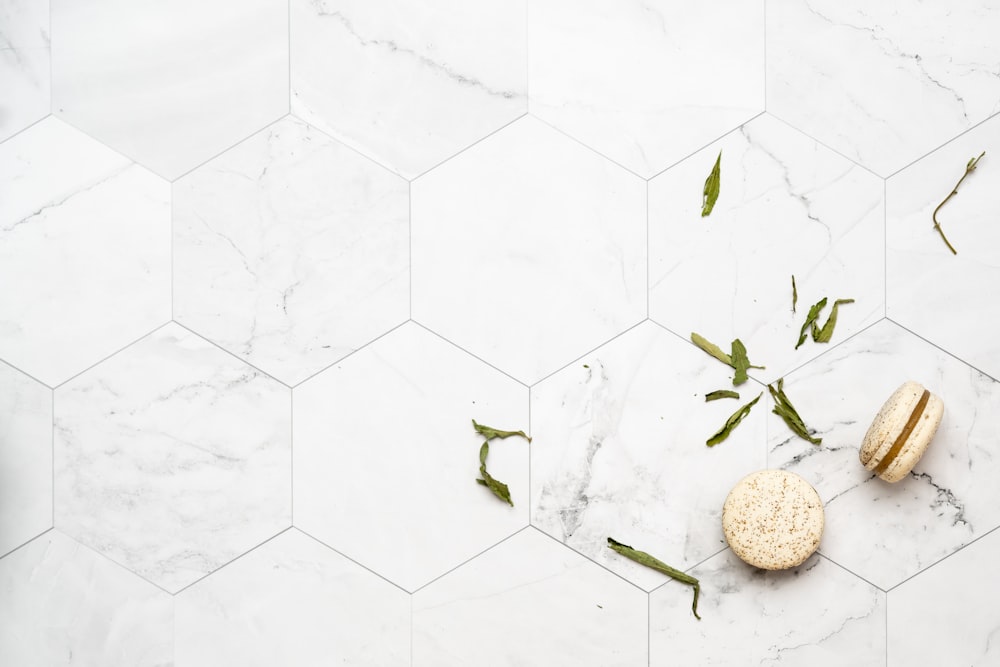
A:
[887,113,1000,381]
[768,0,1000,176]
[411,116,646,385]
[651,551,885,665]
[888,527,1000,667]
[0,530,173,667]
[0,0,50,141]
[0,360,51,556]
[173,117,409,386]
[291,0,526,178]
[649,113,884,385]
[51,0,288,179]
[294,322,528,591]
[412,528,647,667]
[768,319,1000,590]
[529,0,765,178]
[176,528,409,667]
[54,322,291,593]
[531,321,767,591]
[0,118,170,387]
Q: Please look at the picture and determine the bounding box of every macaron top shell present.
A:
[722,469,824,570]
[859,381,944,483]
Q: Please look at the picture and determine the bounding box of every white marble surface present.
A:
[529,0,765,178]
[888,527,1000,667]
[768,0,1000,176]
[651,551,886,665]
[294,322,528,592]
[176,528,409,666]
[0,0,50,141]
[531,321,767,590]
[887,112,1000,381]
[413,527,647,667]
[291,0,526,178]
[0,530,172,666]
[0,118,170,387]
[51,0,288,179]
[173,116,409,386]
[54,323,291,592]
[0,360,51,556]
[412,116,646,385]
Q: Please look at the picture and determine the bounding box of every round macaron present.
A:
[859,381,944,483]
[722,469,824,570]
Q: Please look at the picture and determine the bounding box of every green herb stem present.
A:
[932,151,985,255]
[607,537,701,619]
[472,419,531,443]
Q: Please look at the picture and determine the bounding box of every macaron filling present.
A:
[873,389,930,476]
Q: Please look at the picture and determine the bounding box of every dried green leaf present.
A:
[472,419,531,443]
[792,275,798,313]
[691,332,733,367]
[731,338,764,385]
[811,299,854,344]
[706,392,762,447]
[705,390,740,401]
[476,441,513,506]
[768,378,821,445]
[607,537,701,620]
[701,151,722,217]
[796,298,827,350]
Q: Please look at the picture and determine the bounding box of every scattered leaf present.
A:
[706,392,762,447]
[768,378,821,445]
[811,298,854,343]
[476,441,513,506]
[705,390,740,401]
[795,298,827,350]
[701,151,722,217]
[472,419,531,443]
[691,332,733,367]
[932,151,985,255]
[607,537,701,619]
[730,338,764,385]
[791,275,798,313]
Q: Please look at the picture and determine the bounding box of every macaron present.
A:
[859,381,944,483]
[722,469,824,570]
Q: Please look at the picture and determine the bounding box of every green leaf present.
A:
[702,151,722,217]
[607,537,701,620]
[791,275,798,313]
[811,299,854,343]
[705,390,740,401]
[796,298,827,350]
[768,378,821,445]
[691,332,733,367]
[706,392,762,447]
[472,419,531,443]
[476,441,513,506]
[730,338,760,385]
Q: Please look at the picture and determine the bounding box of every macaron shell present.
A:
[859,381,926,470]
[722,470,824,570]
[876,393,944,482]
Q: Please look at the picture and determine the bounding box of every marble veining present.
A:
[0,0,50,142]
[54,323,291,592]
[173,116,409,386]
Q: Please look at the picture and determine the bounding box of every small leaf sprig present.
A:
[932,151,985,255]
[768,378,821,445]
[607,538,701,619]
[705,389,740,402]
[701,151,722,217]
[690,333,764,386]
[472,419,530,506]
[706,392,762,447]
[795,297,854,349]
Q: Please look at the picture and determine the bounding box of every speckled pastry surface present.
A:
[860,381,944,483]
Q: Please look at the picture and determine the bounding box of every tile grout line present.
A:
[883,178,888,319]
[767,111,882,179]
[294,527,411,595]
[529,318,648,388]
[292,319,410,388]
[289,389,294,525]
[173,526,295,596]
[645,179,650,319]
[0,527,54,562]
[52,321,173,391]
[0,357,53,391]
[409,112,528,182]
[50,387,55,529]
[884,522,1000,595]
[409,525,532,595]
[886,317,1000,384]
[0,114,51,147]
[409,320,529,388]
[884,108,1000,179]
[531,528,652,596]
[644,110,768,182]
[408,180,413,321]
[168,320,293,389]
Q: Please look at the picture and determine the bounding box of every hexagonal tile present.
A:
[649,113,884,385]
[768,0,1000,177]
[411,116,646,384]
[294,322,528,591]
[0,531,172,666]
[0,118,170,387]
[0,360,51,556]
[887,113,1000,380]
[531,321,767,591]
[176,528,409,666]
[529,0,764,178]
[413,528,647,666]
[174,117,409,386]
[651,551,885,664]
[0,0,50,141]
[51,0,288,179]
[888,527,1000,666]
[54,322,291,593]
[291,0,526,178]
[768,319,1000,590]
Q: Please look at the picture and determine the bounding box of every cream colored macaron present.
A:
[722,469,824,570]
[859,381,944,483]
